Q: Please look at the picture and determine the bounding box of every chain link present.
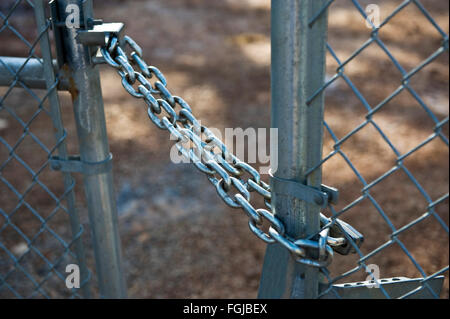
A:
[101,35,334,268]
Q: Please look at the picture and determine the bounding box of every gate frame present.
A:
[52,0,127,299]
[0,0,446,299]
[258,0,328,299]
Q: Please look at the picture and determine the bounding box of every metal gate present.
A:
[0,0,448,299]
[0,0,125,298]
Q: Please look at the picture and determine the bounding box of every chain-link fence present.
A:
[0,0,91,298]
[0,0,448,299]
[307,0,449,298]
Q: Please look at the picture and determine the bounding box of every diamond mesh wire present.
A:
[306,0,449,298]
[1,0,448,300]
[0,0,90,298]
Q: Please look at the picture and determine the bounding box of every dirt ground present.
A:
[0,0,448,299]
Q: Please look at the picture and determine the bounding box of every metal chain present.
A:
[101,35,333,268]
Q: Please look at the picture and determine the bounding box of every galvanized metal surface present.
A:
[33,0,91,298]
[321,276,445,299]
[0,0,448,299]
[269,174,330,209]
[100,23,339,270]
[309,0,449,299]
[55,0,126,299]
[0,0,91,298]
[0,57,70,91]
[75,22,124,46]
[50,153,113,176]
[258,0,329,299]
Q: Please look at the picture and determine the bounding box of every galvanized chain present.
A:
[101,35,335,268]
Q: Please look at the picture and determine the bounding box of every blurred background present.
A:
[0,0,448,298]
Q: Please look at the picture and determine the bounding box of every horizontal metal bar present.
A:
[321,276,445,299]
[0,56,70,91]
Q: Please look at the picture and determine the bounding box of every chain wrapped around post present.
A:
[100,34,339,268]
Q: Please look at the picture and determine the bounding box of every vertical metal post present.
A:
[258,0,328,299]
[34,0,91,298]
[34,0,92,298]
[55,0,127,298]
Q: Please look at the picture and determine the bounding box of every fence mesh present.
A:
[0,0,448,299]
[307,0,449,298]
[0,0,90,298]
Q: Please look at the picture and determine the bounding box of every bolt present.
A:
[314,195,324,206]
[51,162,62,171]
[86,18,103,29]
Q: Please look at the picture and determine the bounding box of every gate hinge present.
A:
[50,153,113,176]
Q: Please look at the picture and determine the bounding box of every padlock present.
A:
[320,214,364,255]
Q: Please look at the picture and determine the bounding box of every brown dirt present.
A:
[0,0,448,299]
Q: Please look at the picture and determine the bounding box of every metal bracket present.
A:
[76,0,124,52]
[75,21,124,65]
[49,0,124,66]
[50,153,113,176]
[321,276,445,299]
[270,173,339,208]
[75,22,125,47]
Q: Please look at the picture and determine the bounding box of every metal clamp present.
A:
[50,153,113,176]
[269,172,339,208]
[268,172,363,255]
